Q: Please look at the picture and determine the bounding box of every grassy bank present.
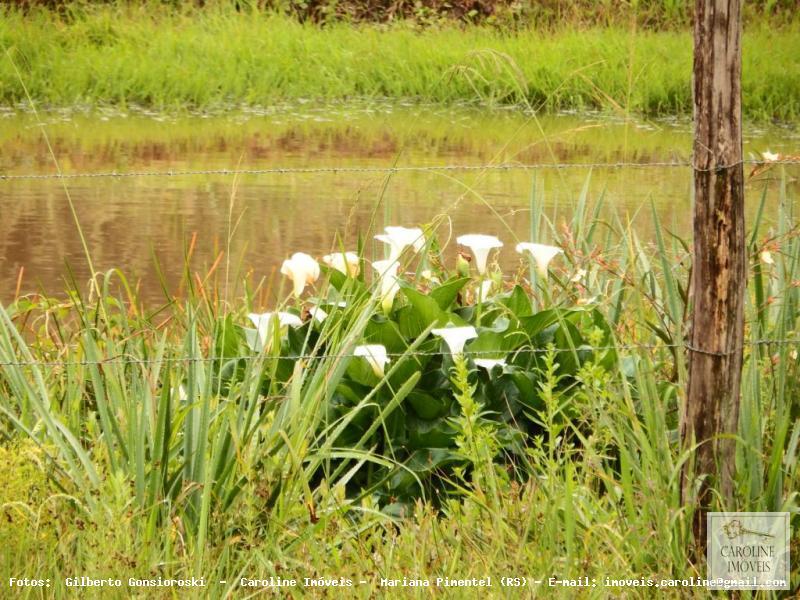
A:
[1,7,799,120]
[1,171,798,596]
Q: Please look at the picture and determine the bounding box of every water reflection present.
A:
[0,104,796,304]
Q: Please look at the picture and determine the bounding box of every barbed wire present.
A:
[0,338,796,368]
[1,159,799,182]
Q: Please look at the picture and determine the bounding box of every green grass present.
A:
[1,169,798,597]
[1,6,799,120]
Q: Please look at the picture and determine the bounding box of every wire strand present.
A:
[1,159,798,182]
[0,339,796,367]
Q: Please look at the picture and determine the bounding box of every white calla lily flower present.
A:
[322,251,360,277]
[354,344,390,377]
[281,252,320,296]
[474,358,507,370]
[456,234,503,275]
[248,311,303,347]
[760,250,775,265]
[432,325,478,357]
[375,226,425,261]
[308,306,328,323]
[762,150,780,162]
[516,242,564,276]
[478,280,494,302]
[372,259,401,313]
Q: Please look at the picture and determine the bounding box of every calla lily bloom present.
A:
[516,242,564,276]
[456,234,503,275]
[308,306,328,323]
[248,311,303,347]
[322,251,360,277]
[375,226,425,261]
[762,151,780,162]
[432,325,478,357]
[372,259,401,313]
[478,280,494,302]
[760,250,775,265]
[354,344,390,377]
[281,252,320,296]
[474,358,507,370]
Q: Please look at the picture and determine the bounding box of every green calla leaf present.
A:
[519,309,562,338]
[214,315,241,358]
[333,382,366,406]
[397,286,453,338]
[467,328,525,358]
[429,276,470,310]
[407,415,457,449]
[346,355,382,387]
[395,306,427,340]
[476,312,500,332]
[286,322,311,354]
[389,448,462,492]
[364,315,406,353]
[507,368,536,400]
[329,384,376,445]
[352,372,422,449]
[323,266,369,299]
[388,353,432,389]
[407,389,451,420]
[499,285,533,318]
[553,319,585,376]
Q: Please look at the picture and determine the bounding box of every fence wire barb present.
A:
[0,339,796,368]
[1,159,799,182]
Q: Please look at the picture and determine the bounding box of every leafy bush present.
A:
[209,228,618,508]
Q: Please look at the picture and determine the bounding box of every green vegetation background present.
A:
[1,2,799,120]
[1,3,799,596]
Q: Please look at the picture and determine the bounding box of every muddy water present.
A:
[1,104,797,305]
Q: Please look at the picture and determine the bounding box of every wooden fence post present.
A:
[681,0,746,542]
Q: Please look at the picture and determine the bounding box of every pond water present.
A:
[1,103,797,305]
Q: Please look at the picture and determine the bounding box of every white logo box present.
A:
[707,512,790,590]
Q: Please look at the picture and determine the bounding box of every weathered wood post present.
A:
[681,0,746,542]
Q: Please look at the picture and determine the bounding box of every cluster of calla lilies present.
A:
[248,226,566,378]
